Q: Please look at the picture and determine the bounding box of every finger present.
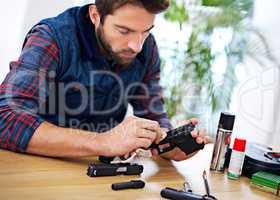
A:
[136,129,158,143]
[137,119,165,143]
[153,128,166,144]
[204,136,210,144]
[156,129,167,144]
[192,127,206,137]
[136,118,160,130]
[135,138,153,149]
[198,128,206,138]
[150,148,158,156]
[191,130,199,138]
[196,137,204,144]
[195,128,207,144]
[137,129,167,144]
[160,128,169,142]
[178,118,199,127]
[159,143,170,149]
[189,118,199,125]
[124,153,130,159]
[161,128,169,132]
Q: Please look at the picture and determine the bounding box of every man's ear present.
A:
[89,5,101,27]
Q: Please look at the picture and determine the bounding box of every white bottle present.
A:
[227,138,246,179]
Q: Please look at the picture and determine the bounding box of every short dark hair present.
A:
[95,0,170,23]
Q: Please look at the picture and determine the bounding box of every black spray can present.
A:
[210,112,235,172]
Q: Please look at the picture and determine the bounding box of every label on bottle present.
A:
[210,129,232,172]
[227,150,245,179]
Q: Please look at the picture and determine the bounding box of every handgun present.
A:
[98,123,205,165]
[149,123,205,155]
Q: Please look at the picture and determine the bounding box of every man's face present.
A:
[95,4,156,66]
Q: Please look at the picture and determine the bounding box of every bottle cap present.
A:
[233,138,246,152]
[218,112,235,131]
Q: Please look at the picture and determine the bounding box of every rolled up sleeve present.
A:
[0,24,59,152]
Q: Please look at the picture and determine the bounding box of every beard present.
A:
[96,25,136,67]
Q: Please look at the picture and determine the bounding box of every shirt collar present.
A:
[77,4,104,60]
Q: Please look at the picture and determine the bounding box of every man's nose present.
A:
[127,34,144,54]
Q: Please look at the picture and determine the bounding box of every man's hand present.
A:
[159,118,210,161]
[99,116,166,157]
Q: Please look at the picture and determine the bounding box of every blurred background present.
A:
[0,0,279,150]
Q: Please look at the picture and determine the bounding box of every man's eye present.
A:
[119,29,129,35]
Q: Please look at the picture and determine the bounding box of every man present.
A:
[0,0,209,161]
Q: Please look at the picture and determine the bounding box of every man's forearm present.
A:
[26,121,110,158]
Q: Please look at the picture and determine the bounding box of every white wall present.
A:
[0,1,28,82]
[232,0,280,150]
[21,0,79,37]
[0,0,80,82]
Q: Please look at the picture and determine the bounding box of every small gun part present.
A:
[87,163,143,177]
[111,180,145,190]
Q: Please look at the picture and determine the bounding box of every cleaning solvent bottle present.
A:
[227,138,247,179]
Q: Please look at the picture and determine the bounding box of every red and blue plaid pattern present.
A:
[0,25,58,152]
[0,21,172,153]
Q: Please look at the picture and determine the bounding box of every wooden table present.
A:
[0,145,279,200]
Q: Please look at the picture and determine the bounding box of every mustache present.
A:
[118,49,137,55]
